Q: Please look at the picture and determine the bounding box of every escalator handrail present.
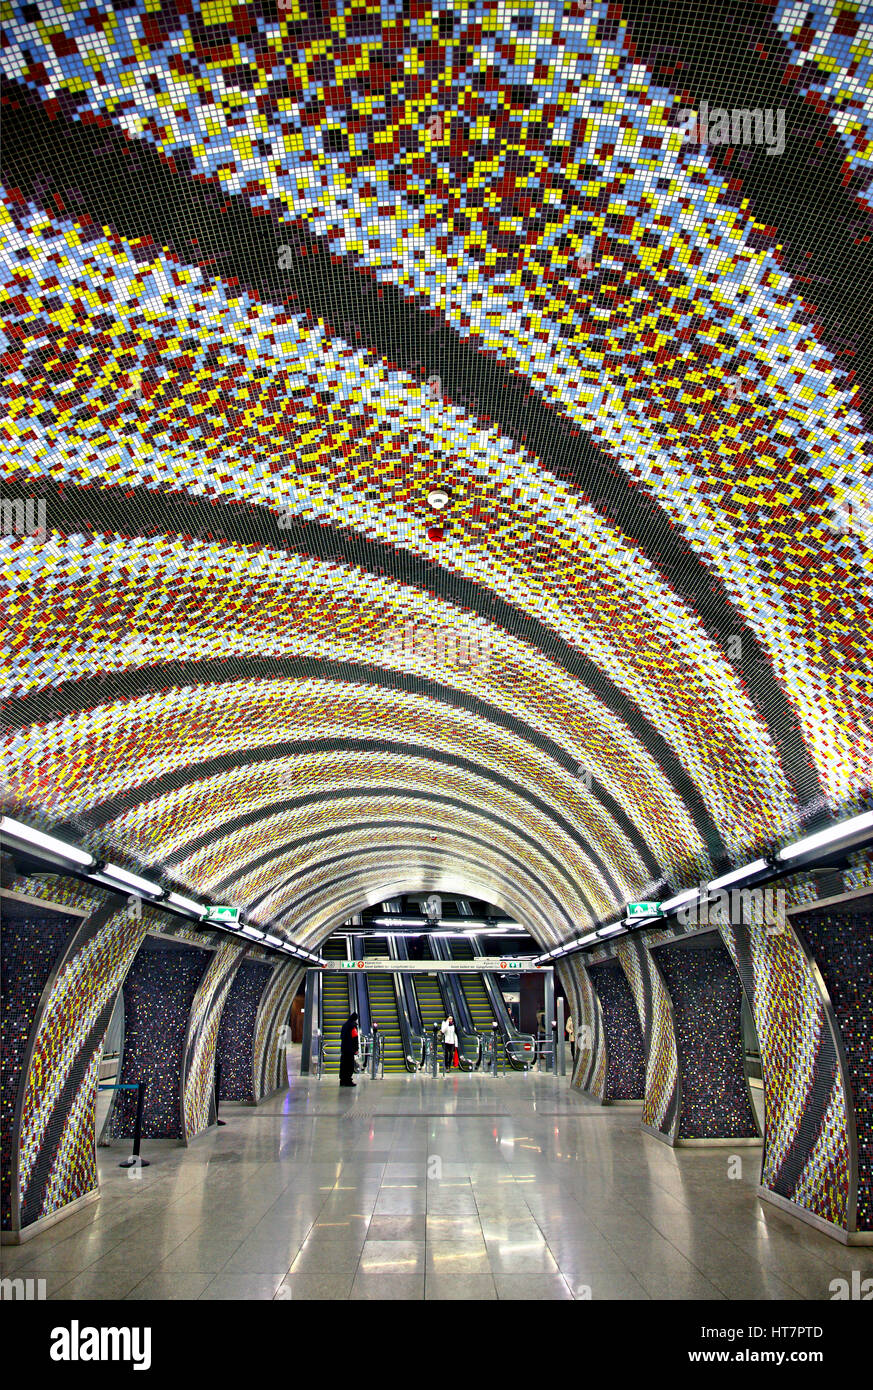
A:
[408,1033,427,1069]
[457,1032,482,1071]
[504,1036,537,1070]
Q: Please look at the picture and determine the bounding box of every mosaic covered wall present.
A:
[113,940,210,1140]
[615,937,679,1141]
[793,898,873,1233]
[4,891,152,1233]
[559,956,604,1097]
[181,939,245,1141]
[1,913,76,1231]
[720,916,852,1234]
[652,938,759,1141]
[587,959,646,1103]
[216,959,276,1105]
[254,961,303,1100]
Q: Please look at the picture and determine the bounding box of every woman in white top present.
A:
[440,1016,458,1069]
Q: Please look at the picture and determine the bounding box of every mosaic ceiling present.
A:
[1,0,872,949]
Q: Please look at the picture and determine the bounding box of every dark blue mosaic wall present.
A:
[216,959,273,1103]
[654,938,758,1141]
[796,903,873,1232]
[114,940,209,1139]
[1,915,76,1228]
[587,959,645,1101]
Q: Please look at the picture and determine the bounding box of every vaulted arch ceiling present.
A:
[2,1,871,954]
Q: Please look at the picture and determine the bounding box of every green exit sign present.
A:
[205,905,240,925]
[626,902,661,918]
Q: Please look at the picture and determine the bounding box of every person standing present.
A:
[339,1012,359,1087]
[566,1013,575,1059]
[439,1015,458,1070]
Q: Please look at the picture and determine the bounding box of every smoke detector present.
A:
[426,489,450,511]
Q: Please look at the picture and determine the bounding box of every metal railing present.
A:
[360,1031,383,1079]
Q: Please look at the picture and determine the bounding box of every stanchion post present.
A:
[557,996,566,1077]
[215,1058,226,1125]
[119,1081,150,1169]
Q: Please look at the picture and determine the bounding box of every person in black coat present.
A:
[339,1012,359,1087]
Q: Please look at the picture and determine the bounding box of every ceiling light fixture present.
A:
[777,810,873,862]
[708,859,768,892]
[166,892,204,916]
[0,816,96,869]
[659,887,699,914]
[100,862,164,897]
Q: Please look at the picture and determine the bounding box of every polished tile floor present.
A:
[5,1069,872,1301]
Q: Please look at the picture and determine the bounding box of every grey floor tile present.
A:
[367,1215,426,1241]
[275,1273,355,1300]
[427,1241,491,1273]
[50,1269,145,1300]
[199,1271,288,1300]
[125,1269,215,1300]
[350,1273,426,1300]
[485,1243,559,1273]
[289,1243,360,1274]
[357,1240,425,1274]
[425,1274,497,1300]
[495,1273,574,1300]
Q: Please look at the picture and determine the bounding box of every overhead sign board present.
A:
[625,902,661,919]
[318,957,546,972]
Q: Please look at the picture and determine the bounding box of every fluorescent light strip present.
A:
[166,892,203,916]
[659,887,699,913]
[0,816,96,869]
[708,859,768,892]
[778,810,873,862]
[101,862,163,897]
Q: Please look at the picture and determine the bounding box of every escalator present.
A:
[411,969,448,1036]
[362,938,409,1072]
[447,938,534,1069]
[320,936,353,1073]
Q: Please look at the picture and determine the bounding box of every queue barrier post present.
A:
[98,1081,151,1170]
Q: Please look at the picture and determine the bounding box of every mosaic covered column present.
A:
[181,940,245,1143]
[559,957,605,1096]
[719,911,861,1241]
[3,887,150,1241]
[216,959,276,1104]
[253,961,303,1101]
[651,937,759,1143]
[615,936,680,1143]
[112,939,211,1141]
[793,899,873,1236]
[586,959,646,1104]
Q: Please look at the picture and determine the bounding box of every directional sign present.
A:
[205,905,240,925]
[625,902,661,918]
[319,958,546,972]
